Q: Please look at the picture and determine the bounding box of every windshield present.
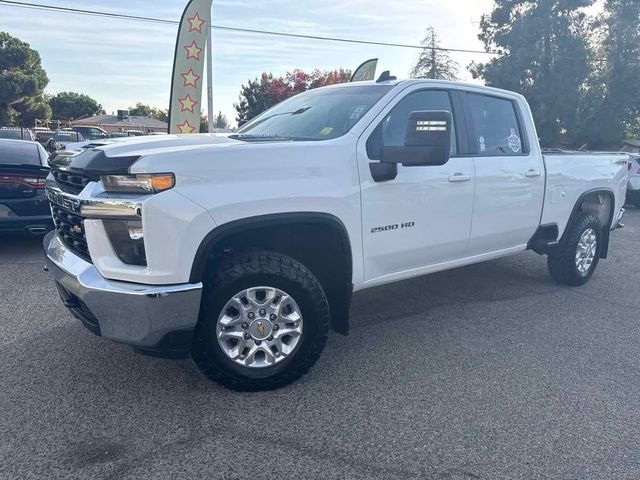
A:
[0,141,41,166]
[234,85,394,141]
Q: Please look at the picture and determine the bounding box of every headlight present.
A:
[101,173,175,194]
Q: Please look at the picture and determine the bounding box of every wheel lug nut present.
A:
[255,340,262,346]
[241,322,249,329]
[247,312,255,319]
[244,333,251,340]
[273,324,279,331]
[270,314,276,321]
[268,335,273,341]
[259,309,266,316]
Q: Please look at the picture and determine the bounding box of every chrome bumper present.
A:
[43,231,202,350]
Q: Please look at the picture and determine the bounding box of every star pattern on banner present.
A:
[181,68,201,88]
[188,12,206,33]
[179,94,198,113]
[177,119,196,134]
[184,40,203,61]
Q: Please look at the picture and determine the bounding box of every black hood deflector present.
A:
[51,148,140,179]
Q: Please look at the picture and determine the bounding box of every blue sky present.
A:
[0,0,602,126]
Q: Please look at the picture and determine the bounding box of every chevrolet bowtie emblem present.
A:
[256,321,265,337]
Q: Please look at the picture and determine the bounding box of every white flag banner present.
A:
[168,0,213,134]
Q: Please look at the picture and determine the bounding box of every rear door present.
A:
[357,87,475,283]
[461,92,545,256]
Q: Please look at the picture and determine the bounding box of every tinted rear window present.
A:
[465,93,526,156]
[0,141,41,166]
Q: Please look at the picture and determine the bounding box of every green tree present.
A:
[199,113,208,133]
[234,69,351,125]
[411,27,459,80]
[470,0,594,147]
[49,91,103,121]
[0,32,50,126]
[213,111,229,129]
[128,102,168,122]
[234,73,273,126]
[588,0,640,145]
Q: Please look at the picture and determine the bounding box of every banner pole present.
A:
[206,22,214,133]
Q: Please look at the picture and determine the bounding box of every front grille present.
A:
[51,205,92,262]
[51,169,93,195]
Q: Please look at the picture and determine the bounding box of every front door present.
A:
[357,88,474,284]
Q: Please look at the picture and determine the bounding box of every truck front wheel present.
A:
[192,250,330,391]
[547,212,602,286]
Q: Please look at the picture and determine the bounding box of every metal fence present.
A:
[0,127,36,141]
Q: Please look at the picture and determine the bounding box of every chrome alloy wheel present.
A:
[216,287,303,368]
[575,228,597,275]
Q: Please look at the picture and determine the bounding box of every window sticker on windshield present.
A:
[319,127,334,136]
[479,136,486,152]
[508,128,521,153]
[350,105,368,120]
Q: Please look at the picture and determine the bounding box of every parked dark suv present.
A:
[0,139,53,235]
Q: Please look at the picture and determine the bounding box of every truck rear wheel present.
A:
[547,212,602,286]
[192,250,330,391]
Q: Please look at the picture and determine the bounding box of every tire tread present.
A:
[192,250,330,391]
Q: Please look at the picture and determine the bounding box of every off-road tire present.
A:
[547,212,602,286]
[192,250,330,391]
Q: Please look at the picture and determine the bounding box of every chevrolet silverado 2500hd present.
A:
[43,79,628,390]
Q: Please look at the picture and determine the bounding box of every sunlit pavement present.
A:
[1,208,639,479]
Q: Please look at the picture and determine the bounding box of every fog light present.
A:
[104,220,146,266]
[127,221,144,240]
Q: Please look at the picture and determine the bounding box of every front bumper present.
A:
[43,231,203,358]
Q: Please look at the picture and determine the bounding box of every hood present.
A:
[49,134,242,177]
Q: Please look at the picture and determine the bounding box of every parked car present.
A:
[71,126,109,141]
[44,131,85,152]
[0,139,52,235]
[43,79,628,390]
[33,127,56,145]
[626,153,640,207]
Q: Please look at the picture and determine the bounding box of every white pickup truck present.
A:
[44,79,628,390]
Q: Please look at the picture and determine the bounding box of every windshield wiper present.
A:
[229,134,321,142]
[235,106,313,133]
[229,134,295,142]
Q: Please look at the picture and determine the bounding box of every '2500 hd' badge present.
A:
[46,189,81,212]
[371,222,415,234]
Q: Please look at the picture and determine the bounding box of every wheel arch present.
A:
[190,212,354,335]
[564,188,615,259]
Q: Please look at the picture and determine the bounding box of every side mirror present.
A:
[381,110,452,167]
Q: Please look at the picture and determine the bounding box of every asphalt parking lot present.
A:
[1,208,639,480]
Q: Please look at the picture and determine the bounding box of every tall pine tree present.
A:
[411,27,459,80]
[470,0,593,147]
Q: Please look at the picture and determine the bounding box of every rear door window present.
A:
[464,93,527,156]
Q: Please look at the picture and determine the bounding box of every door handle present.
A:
[525,169,541,178]
[448,173,472,183]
